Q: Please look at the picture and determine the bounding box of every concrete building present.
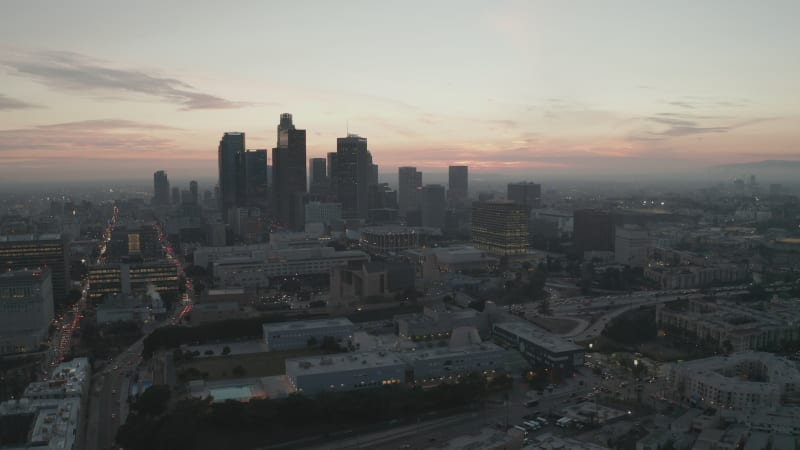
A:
[573,209,614,255]
[0,269,54,355]
[614,225,650,268]
[304,201,342,227]
[507,182,541,209]
[395,305,485,341]
[212,247,369,288]
[329,261,415,303]
[656,298,800,351]
[403,339,505,382]
[670,352,800,411]
[262,318,355,351]
[402,246,499,281]
[398,167,422,216]
[493,322,584,372]
[530,209,573,240]
[0,233,67,303]
[0,358,89,450]
[645,263,749,290]
[285,351,406,396]
[420,184,446,229]
[359,226,420,255]
[447,165,469,207]
[87,261,178,303]
[472,201,529,256]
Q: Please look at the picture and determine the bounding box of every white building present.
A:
[262,318,355,351]
[670,352,800,412]
[614,225,650,268]
[493,322,584,372]
[403,341,505,382]
[285,351,406,396]
[0,357,90,450]
[212,247,369,289]
[0,269,54,355]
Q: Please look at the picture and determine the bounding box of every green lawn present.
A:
[178,349,337,381]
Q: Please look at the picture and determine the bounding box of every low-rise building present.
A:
[285,351,406,396]
[656,298,800,351]
[395,305,485,341]
[492,322,584,373]
[403,341,505,383]
[262,318,355,351]
[670,352,800,412]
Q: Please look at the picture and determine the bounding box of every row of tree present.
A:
[117,373,491,450]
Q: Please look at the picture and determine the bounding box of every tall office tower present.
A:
[245,149,268,208]
[370,163,379,186]
[420,184,446,229]
[218,132,246,216]
[0,269,54,354]
[471,201,529,256]
[335,134,374,219]
[573,209,614,255]
[271,114,307,230]
[327,152,339,199]
[153,170,170,205]
[0,234,67,303]
[189,180,199,204]
[447,165,469,207]
[171,186,181,205]
[309,157,328,195]
[507,182,542,209]
[398,166,422,216]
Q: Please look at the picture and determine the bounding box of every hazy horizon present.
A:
[1,0,798,183]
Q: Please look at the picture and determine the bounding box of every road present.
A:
[85,218,195,450]
[305,371,601,450]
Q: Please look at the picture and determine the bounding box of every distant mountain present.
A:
[711,159,800,170]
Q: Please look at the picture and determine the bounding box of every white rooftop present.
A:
[286,351,405,375]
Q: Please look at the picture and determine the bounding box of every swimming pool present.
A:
[208,385,254,401]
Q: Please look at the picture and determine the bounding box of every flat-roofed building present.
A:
[403,342,505,383]
[492,322,584,372]
[0,234,67,303]
[0,269,54,355]
[285,351,405,396]
[471,201,529,256]
[262,318,355,351]
[87,262,177,302]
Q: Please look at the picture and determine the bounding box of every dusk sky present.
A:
[1,0,798,183]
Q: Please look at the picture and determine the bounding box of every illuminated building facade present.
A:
[0,234,67,303]
[88,262,178,302]
[0,269,54,355]
[471,201,529,256]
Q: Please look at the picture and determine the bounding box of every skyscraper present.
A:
[573,209,614,255]
[335,134,373,219]
[171,186,181,205]
[218,132,246,215]
[327,151,338,199]
[189,180,199,205]
[507,182,542,209]
[309,157,327,195]
[245,149,268,208]
[398,166,422,216]
[153,170,170,205]
[271,114,307,229]
[448,165,469,207]
[471,201,529,256]
[420,184,446,229]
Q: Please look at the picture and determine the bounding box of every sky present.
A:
[0,0,798,184]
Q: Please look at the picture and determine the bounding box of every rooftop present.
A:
[286,351,405,375]
[494,322,584,353]
[263,317,354,333]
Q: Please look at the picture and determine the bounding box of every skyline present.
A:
[1,0,799,182]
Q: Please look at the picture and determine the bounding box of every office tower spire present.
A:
[272,114,307,229]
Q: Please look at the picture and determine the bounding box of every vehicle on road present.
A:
[524,399,539,408]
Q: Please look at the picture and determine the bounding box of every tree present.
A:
[232,365,246,377]
[537,298,552,316]
[307,336,318,348]
[221,346,231,356]
[135,385,171,416]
